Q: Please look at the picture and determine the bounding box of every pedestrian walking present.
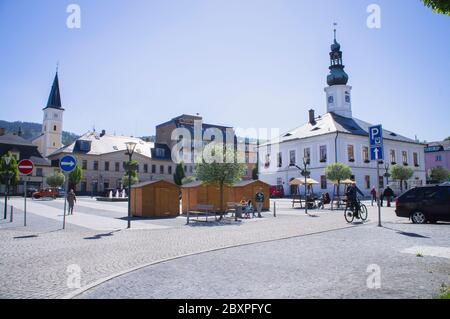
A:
[370,187,377,207]
[67,189,77,215]
[255,188,265,218]
[383,186,395,207]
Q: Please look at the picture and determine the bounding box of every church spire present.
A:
[44,71,63,110]
[327,27,349,86]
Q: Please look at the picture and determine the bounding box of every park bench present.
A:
[186,204,218,224]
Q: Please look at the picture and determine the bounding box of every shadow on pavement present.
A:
[382,225,430,239]
[84,230,122,240]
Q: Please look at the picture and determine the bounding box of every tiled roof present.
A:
[261,112,422,146]
[49,132,154,158]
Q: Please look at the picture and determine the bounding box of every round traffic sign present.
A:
[18,159,34,175]
[59,155,77,173]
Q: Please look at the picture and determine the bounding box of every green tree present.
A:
[195,146,246,213]
[444,136,450,141]
[252,166,259,180]
[390,165,414,192]
[421,0,450,15]
[46,172,65,188]
[325,163,352,198]
[0,152,20,186]
[429,166,450,183]
[122,160,139,188]
[173,162,186,186]
[182,176,196,185]
[68,164,83,191]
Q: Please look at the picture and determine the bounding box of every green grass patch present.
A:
[438,284,450,299]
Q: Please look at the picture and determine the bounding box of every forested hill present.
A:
[0,120,79,146]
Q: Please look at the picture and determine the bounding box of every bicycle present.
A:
[344,199,368,223]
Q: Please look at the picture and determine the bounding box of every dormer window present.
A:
[156,148,165,157]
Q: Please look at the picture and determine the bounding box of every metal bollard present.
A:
[10,206,13,223]
[273,201,277,218]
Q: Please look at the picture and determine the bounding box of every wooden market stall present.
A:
[181,180,270,213]
[131,180,180,218]
[229,180,270,211]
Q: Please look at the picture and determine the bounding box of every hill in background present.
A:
[0,120,79,146]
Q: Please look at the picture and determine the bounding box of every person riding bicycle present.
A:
[345,184,364,218]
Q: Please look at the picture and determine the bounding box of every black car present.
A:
[396,185,450,224]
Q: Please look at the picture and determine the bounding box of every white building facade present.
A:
[258,31,426,197]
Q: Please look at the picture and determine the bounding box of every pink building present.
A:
[425,140,450,177]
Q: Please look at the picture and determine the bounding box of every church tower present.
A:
[41,72,64,157]
[324,28,353,118]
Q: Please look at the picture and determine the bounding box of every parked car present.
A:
[270,185,285,198]
[56,187,66,198]
[395,185,450,224]
[32,188,58,199]
[26,187,38,197]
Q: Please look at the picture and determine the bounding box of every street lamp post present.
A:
[384,164,391,186]
[3,155,13,220]
[290,157,310,216]
[125,142,137,229]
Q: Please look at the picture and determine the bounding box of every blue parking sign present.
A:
[369,125,383,147]
[59,155,77,173]
[369,125,383,161]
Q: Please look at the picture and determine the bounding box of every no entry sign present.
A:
[18,159,34,176]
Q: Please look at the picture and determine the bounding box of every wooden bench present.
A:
[186,204,217,224]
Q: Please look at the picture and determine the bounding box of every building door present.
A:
[156,188,169,216]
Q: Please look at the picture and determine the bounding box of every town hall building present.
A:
[258,31,426,196]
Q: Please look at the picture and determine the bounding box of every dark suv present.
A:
[396,185,450,224]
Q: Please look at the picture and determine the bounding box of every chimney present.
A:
[309,109,316,125]
[100,129,106,137]
[0,128,5,136]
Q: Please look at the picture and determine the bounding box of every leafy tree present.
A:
[122,160,139,188]
[325,163,352,198]
[421,0,450,15]
[429,166,450,183]
[173,162,186,186]
[68,164,83,191]
[444,136,450,141]
[46,172,65,188]
[182,176,196,185]
[195,146,246,213]
[0,152,20,186]
[122,174,138,188]
[252,166,259,180]
[390,165,414,192]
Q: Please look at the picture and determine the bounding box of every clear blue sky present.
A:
[0,0,449,142]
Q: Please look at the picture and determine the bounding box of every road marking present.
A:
[401,246,450,259]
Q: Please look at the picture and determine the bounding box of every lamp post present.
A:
[3,155,13,220]
[384,164,391,186]
[290,157,310,215]
[125,141,137,229]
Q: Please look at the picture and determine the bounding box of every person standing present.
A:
[370,187,377,207]
[383,186,395,207]
[67,189,77,215]
[255,188,265,218]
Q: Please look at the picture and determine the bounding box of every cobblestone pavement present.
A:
[0,197,439,299]
[79,221,450,299]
